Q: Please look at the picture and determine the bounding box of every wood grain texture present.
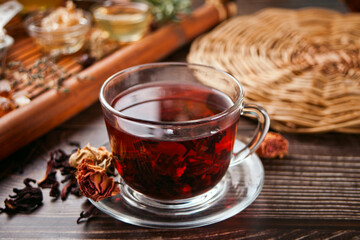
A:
[1,102,359,239]
[1,0,360,239]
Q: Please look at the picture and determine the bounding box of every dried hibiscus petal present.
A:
[38,159,57,188]
[0,178,43,214]
[77,203,99,224]
[61,178,77,201]
[51,149,71,169]
[38,146,80,200]
[76,159,120,202]
[256,132,289,159]
[49,181,60,199]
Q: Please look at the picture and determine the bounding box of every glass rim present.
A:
[92,1,151,20]
[99,62,245,126]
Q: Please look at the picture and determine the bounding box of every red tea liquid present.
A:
[105,82,238,200]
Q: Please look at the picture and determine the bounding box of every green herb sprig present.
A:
[138,0,192,25]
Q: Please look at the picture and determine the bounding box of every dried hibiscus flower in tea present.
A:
[256,132,289,159]
[76,158,120,202]
[0,178,43,214]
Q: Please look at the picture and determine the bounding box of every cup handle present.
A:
[230,103,270,167]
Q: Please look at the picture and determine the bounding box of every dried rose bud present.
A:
[76,159,120,202]
[69,144,114,174]
[256,132,289,159]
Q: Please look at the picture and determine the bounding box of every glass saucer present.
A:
[90,140,264,229]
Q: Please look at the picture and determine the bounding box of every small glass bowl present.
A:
[24,10,91,55]
[92,2,152,43]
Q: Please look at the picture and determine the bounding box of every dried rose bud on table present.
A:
[256,132,289,159]
[69,144,114,174]
[76,158,120,202]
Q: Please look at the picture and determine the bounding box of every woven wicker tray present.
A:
[188,8,360,133]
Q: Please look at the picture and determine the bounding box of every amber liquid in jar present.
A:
[93,3,152,43]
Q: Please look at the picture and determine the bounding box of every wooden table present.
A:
[1,0,360,239]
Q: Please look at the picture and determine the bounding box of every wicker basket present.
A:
[188,8,360,133]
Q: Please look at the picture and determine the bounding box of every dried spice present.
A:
[61,178,78,201]
[49,181,60,199]
[76,159,120,202]
[0,143,108,223]
[38,147,80,201]
[5,57,71,98]
[38,157,57,188]
[78,54,96,69]
[0,96,15,117]
[256,132,289,159]
[69,144,114,174]
[88,29,119,60]
[77,204,99,224]
[0,178,43,214]
[0,56,72,117]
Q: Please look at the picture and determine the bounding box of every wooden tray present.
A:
[0,2,234,160]
[188,8,360,134]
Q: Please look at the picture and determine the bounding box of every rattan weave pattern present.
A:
[188,8,360,133]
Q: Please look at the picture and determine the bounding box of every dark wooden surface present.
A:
[1,0,360,239]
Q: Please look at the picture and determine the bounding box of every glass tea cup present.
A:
[99,62,270,210]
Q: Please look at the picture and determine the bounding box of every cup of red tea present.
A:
[100,62,270,206]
